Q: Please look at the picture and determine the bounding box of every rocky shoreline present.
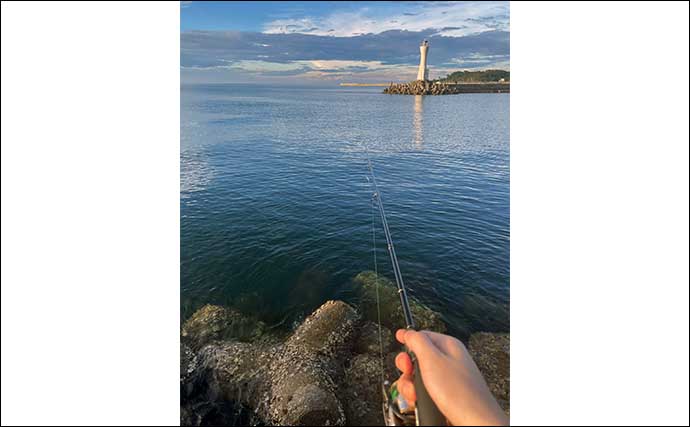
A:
[181,272,509,426]
[383,80,509,95]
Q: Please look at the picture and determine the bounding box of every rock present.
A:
[181,304,266,350]
[187,301,359,426]
[195,341,273,407]
[286,300,359,358]
[342,352,398,426]
[180,399,254,426]
[181,340,265,426]
[468,332,510,416]
[355,321,393,355]
[354,271,446,333]
[383,80,509,95]
[181,343,198,382]
[180,298,510,426]
[383,80,448,95]
[266,300,359,425]
[462,293,510,333]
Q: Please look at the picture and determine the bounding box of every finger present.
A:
[395,352,413,374]
[397,329,441,362]
[398,329,466,360]
[397,372,417,403]
[395,328,407,344]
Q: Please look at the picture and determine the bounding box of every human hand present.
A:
[395,329,509,426]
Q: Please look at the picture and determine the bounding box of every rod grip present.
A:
[413,357,447,426]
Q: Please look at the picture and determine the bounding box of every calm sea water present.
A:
[181,84,509,341]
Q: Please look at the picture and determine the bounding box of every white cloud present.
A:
[226,60,307,73]
[180,64,232,71]
[262,2,508,37]
[186,58,463,82]
[212,59,394,74]
[450,53,510,68]
[305,60,390,70]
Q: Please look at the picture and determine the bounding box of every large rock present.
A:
[181,304,266,350]
[181,340,263,426]
[266,300,359,425]
[180,299,510,426]
[195,341,273,407]
[354,321,393,355]
[354,271,446,333]
[344,321,399,426]
[185,300,359,426]
[181,343,198,384]
[468,332,510,415]
[285,299,359,359]
[341,352,399,426]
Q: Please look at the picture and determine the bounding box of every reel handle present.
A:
[413,357,447,426]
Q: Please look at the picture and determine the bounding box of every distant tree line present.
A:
[439,69,510,83]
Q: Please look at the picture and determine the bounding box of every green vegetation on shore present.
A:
[440,69,510,83]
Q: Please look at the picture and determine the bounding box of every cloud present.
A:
[182,56,489,84]
[180,3,509,83]
[183,59,413,77]
[226,60,309,74]
[262,1,509,37]
[181,29,509,68]
[450,52,510,66]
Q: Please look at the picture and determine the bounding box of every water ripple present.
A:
[181,84,509,339]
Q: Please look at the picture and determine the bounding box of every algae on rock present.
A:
[354,271,446,333]
[181,304,267,350]
[468,332,510,415]
[183,301,359,426]
[180,289,509,425]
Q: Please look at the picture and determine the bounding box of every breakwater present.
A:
[180,272,510,425]
[384,80,509,95]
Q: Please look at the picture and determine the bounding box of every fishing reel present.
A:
[381,357,449,426]
[382,380,417,426]
[367,156,447,426]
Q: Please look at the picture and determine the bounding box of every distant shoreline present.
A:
[339,83,391,87]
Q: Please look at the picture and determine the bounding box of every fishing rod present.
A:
[367,156,415,330]
[365,151,446,426]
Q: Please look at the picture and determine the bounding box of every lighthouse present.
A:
[416,40,429,81]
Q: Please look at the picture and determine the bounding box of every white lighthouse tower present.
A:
[416,40,429,81]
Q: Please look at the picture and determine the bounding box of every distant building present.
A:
[417,40,429,81]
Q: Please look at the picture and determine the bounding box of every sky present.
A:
[181,1,509,84]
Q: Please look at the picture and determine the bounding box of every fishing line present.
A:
[364,144,446,426]
[370,180,385,385]
[364,147,415,329]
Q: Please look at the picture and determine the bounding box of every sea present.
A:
[181,83,509,341]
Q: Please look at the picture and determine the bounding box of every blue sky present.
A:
[181,1,509,83]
